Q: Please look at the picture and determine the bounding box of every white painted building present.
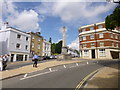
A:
[42,39,51,56]
[0,24,31,61]
[67,48,79,57]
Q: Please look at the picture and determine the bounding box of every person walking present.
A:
[32,53,38,68]
[3,55,8,70]
[0,55,3,71]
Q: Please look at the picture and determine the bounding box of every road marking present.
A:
[75,68,101,90]
[76,63,79,66]
[87,62,89,64]
[20,70,57,80]
[63,65,66,68]
[24,74,27,78]
[49,68,52,72]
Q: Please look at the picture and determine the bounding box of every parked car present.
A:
[38,56,44,61]
[43,56,50,60]
[50,55,56,59]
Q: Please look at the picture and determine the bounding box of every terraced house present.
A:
[27,32,43,56]
[79,22,120,59]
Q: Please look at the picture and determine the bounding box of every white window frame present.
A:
[99,49,105,57]
[99,33,104,38]
[32,43,34,48]
[80,37,82,41]
[83,36,86,40]
[112,42,114,47]
[116,43,118,47]
[38,44,40,49]
[82,29,86,32]
[110,34,113,38]
[90,27,94,30]
[98,25,103,29]
[84,50,89,56]
[83,44,86,47]
[91,43,95,47]
[17,34,21,39]
[16,43,21,49]
[100,42,104,47]
[90,35,94,39]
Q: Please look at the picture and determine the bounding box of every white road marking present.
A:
[20,70,57,80]
[63,65,66,68]
[49,68,52,72]
[76,63,79,66]
[87,62,89,64]
[24,74,27,78]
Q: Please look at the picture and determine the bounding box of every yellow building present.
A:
[27,32,43,56]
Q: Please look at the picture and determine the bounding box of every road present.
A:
[2,60,119,89]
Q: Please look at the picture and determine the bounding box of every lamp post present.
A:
[94,24,98,59]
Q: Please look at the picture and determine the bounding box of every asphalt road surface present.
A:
[2,60,119,89]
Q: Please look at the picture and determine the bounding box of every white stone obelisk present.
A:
[62,26,67,54]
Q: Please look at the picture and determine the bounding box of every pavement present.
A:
[84,63,119,88]
[0,58,119,89]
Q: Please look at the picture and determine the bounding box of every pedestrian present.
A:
[3,54,9,70]
[32,53,38,68]
[0,55,3,71]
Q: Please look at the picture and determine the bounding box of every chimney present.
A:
[36,32,41,35]
[2,22,9,30]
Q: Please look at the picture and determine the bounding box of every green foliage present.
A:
[51,40,62,55]
[105,5,120,30]
[49,37,52,43]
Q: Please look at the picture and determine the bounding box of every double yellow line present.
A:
[75,68,101,90]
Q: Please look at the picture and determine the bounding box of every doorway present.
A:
[11,54,14,62]
[92,49,95,59]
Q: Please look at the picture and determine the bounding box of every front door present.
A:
[11,54,14,62]
[92,49,95,59]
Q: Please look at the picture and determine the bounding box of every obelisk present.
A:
[57,26,72,60]
[62,26,67,54]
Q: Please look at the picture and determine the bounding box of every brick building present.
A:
[79,22,120,59]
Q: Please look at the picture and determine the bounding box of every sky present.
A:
[0,0,118,50]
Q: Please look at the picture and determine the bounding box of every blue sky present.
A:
[1,1,118,49]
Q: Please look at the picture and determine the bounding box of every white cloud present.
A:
[38,2,117,23]
[68,38,79,50]
[3,2,40,32]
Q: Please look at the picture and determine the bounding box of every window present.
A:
[112,42,114,46]
[17,34,21,39]
[83,44,86,47]
[90,27,94,30]
[80,37,82,41]
[38,38,40,41]
[91,43,95,47]
[84,50,89,56]
[100,42,104,47]
[38,52,40,56]
[115,35,118,39]
[110,34,113,38]
[38,44,40,49]
[25,45,28,50]
[116,43,118,47]
[32,43,34,48]
[82,29,86,32]
[26,37,28,41]
[80,44,82,48]
[98,25,103,29]
[99,49,105,57]
[99,33,104,38]
[32,36,34,39]
[83,36,86,40]
[16,43,20,49]
[90,35,94,39]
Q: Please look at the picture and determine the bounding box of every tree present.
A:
[55,40,62,54]
[49,37,52,43]
[105,6,120,30]
[51,43,56,55]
